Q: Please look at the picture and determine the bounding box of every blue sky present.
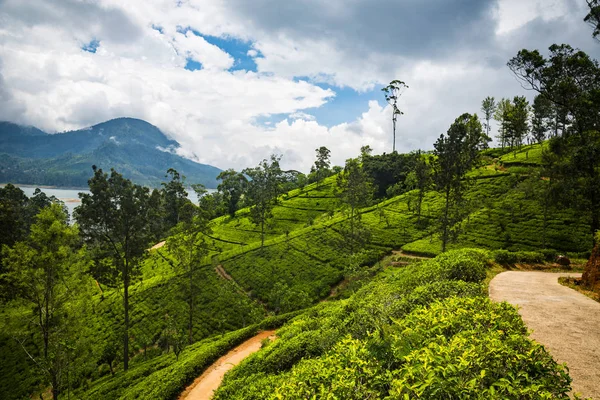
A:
[1,0,599,171]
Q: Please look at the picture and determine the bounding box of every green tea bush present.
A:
[493,250,545,264]
[436,249,489,283]
[216,297,571,399]
[540,248,558,261]
[493,249,518,264]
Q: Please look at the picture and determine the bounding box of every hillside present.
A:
[0,142,594,399]
[0,118,222,188]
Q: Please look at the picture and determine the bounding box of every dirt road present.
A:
[489,271,600,399]
[178,330,276,400]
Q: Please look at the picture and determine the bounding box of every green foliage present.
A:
[216,251,571,399]
[493,250,545,265]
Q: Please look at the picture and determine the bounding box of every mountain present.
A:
[0,118,222,188]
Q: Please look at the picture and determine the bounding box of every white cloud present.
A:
[0,0,598,174]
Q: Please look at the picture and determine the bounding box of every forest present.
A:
[2,2,600,400]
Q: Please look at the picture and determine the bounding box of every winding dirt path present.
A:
[178,330,276,400]
[489,271,600,399]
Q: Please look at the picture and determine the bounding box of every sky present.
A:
[0,0,599,173]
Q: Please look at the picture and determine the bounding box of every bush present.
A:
[436,249,488,283]
[493,250,545,264]
[516,251,544,264]
[540,248,558,262]
[493,250,518,264]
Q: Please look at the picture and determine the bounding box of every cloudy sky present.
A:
[0,0,598,172]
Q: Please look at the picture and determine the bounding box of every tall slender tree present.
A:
[494,98,513,148]
[382,80,408,152]
[480,96,496,146]
[75,167,153,371]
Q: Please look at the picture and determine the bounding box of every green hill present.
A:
[0,142,592,399]
[0,118,222,188]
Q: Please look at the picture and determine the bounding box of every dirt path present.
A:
[178,330,276,400]
[215,265,233,281]
[489,271,600,399]
[150,241,165,250]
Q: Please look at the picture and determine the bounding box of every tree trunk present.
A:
[188,266,194,345]
[442,187,450,252]
[392,115,397,153]
[123,266,130,371]
[51,375,59,400]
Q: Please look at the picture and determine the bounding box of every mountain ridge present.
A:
[0,117,222,188]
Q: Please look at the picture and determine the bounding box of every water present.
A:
[4,185,216,220]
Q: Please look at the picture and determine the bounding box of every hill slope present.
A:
[0,118,222,187]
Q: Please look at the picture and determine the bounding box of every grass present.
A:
[559,277,600,303]
[2,141,597,399]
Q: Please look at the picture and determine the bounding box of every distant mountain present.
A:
[0,118,222,188]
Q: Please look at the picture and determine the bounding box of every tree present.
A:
[2,204,87,400]
[508,44,600,243]
[494,98,513,148]
[75,167,153,371]
[506,96,530,149]
[161,314,186,360]
[382,80,409,152]
[480,96,496,147]
[243,155,285,246]
[158,205,211,344]
[531,94,553,143]
[161,168,190,230]
[585,0,600,39]
[314,146,331,189]
[433,113,485,252]
[412,151,432,223]
[217,169,248,218]
[336,158,374,253]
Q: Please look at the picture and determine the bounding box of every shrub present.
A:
[436,249,488,283]
[493,249,518,264]
[516,251,544,264]
[540,248,558,262]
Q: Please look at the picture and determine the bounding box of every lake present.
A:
[4,185,216,219]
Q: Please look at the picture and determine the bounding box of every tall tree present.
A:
[508,44,600,242]
[494,98,513,148]
[336,158,374,253]
[313,146,331,189]
[480,96,496,147]
[217,169,248,218]
[158,204,211,344]
[531,94,553,143]
[2,204,87,400]
[433,113,485,252]
[506,96,530,149]
[161,168,189,230]
[412,151,432,223]
[75,167,153,371]
[243,155,285,246]
[382,80,409,152]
